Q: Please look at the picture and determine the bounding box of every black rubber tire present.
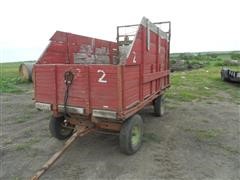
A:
[49,116,74,140]
[119,114,143,155]
[154,95,165,117]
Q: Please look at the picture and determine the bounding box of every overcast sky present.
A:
[0,0,239,62]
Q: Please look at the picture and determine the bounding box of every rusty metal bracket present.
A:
[31,126,92,180]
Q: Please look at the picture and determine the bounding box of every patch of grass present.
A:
[15,114,31,123]
[184,127,239,154]
[215,59,240,67]
[143,133,161,143]
[184,128,221,141]
[201,119,209,123]
[166,66,240,103]
[171,52,240,70]
[0,62,29,93]
[3,138,13,145]
[15,138,40,151]
[23,128,34,137]
[166,103,178,109]
[219,145,240,154]
[15,119,28,124]
[196,129,220,141]
[208,142,240,155]
[230,52,240,60]
[12,177,22,180]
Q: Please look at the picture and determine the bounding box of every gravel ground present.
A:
[1,84,239,180]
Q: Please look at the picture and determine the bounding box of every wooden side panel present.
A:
[141,24,170,97]
[123,65,140,109]
[34,64,120,113]
[121,21,170,117]
[143,83,151,98]
[89,65,119,111]
[124,26,143,66]
[37,31,118,65]
[34,65,56,103]
[34,64,89,110]
[37,42,68,64]
[119,19,170,119]
[56,65,89,108]
[121,22,170,107]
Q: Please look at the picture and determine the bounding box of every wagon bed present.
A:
[32,16,171,179]
[34,17,170,121]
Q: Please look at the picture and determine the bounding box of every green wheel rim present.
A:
[131,126,141,146]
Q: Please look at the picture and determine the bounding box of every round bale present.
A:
[19,63,34,82]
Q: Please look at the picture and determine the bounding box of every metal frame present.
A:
[116,18,171,45]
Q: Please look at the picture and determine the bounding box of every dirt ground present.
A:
[1,83,239,180]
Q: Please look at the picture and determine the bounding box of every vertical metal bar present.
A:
[92,38,96,62]
[117,26,119,45]
[146,19,150,51]
[109,42,113,64]
[116,26,120,64]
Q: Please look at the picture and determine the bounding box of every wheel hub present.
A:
[131,126,141,146]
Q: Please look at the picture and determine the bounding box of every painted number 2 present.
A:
[97,70,107,83]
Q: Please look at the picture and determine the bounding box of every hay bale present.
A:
[19,63,34,82]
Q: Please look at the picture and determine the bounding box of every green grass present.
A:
[15,138,40,151]
[0,62,29,93]
[184,128,221,141]
[170,51,240,71]
[183,127,240,154]
[143,132,161,143]
[15,114,31,123]
[217,144,240,154]
[170,51,240,61]
[3,138,13,145]
[195,129,220,141]
[12,177,22,180]
[166,66,240,103]
[23,128,34,136]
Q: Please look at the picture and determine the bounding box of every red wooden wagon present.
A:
[34,17,171,156]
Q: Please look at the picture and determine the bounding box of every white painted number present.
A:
[97,70,107,83]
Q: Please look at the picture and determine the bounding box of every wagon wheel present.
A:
[154,95,165,117]
[49,116,74,140]
[119,114,143,155]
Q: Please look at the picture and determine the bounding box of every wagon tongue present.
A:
[63,71,74,118]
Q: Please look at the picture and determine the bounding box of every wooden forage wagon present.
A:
[34,17,171,155]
